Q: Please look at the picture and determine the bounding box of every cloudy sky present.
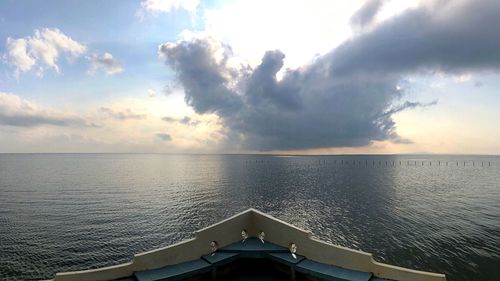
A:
[1,0,499,154]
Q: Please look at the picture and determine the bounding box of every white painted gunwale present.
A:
[47,208,446,281]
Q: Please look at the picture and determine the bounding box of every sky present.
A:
[0,0,499,154]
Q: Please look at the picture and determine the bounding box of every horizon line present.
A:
[0,152,499,156]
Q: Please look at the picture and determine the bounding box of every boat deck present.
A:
[49,209,446,281]
[129,238,386,281]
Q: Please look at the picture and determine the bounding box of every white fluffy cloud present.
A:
[4,38,36,73]
[87,52,124,75]
[140,0,199,14]
[4,28,86,77]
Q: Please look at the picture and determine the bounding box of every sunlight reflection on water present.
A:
[0,154,499,281]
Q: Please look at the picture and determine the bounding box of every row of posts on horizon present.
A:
[248,159,492,167]
[325,159,491,167]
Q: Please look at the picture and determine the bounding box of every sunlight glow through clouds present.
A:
[162,0,500,154]
[198,0,359,69]
[375,0,420,23]
[2,0,500,153]
[0,90,222,152]
[94,94,225,151]
[187,0,422,70]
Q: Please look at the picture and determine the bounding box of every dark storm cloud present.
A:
[100,107,146,120]
[159,0,499,151]
[246,50,302,110]
[350,0,385,28]
[160,38,402,150]
[332,0,500,77]
[158,39,243,117]
[156,133,172,141]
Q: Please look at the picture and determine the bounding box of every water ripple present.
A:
[0,154,498,281]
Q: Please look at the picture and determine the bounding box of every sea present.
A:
[0,154,499,281]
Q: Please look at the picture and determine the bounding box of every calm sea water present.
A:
[0,154,499,281]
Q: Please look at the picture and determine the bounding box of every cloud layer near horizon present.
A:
[159,0,500,151]
[0,92,92,127]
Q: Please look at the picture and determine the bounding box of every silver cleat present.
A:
[241,229,248,242]
[258,231,265,244]
[210,241,218,256]
[289,242,297,259]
